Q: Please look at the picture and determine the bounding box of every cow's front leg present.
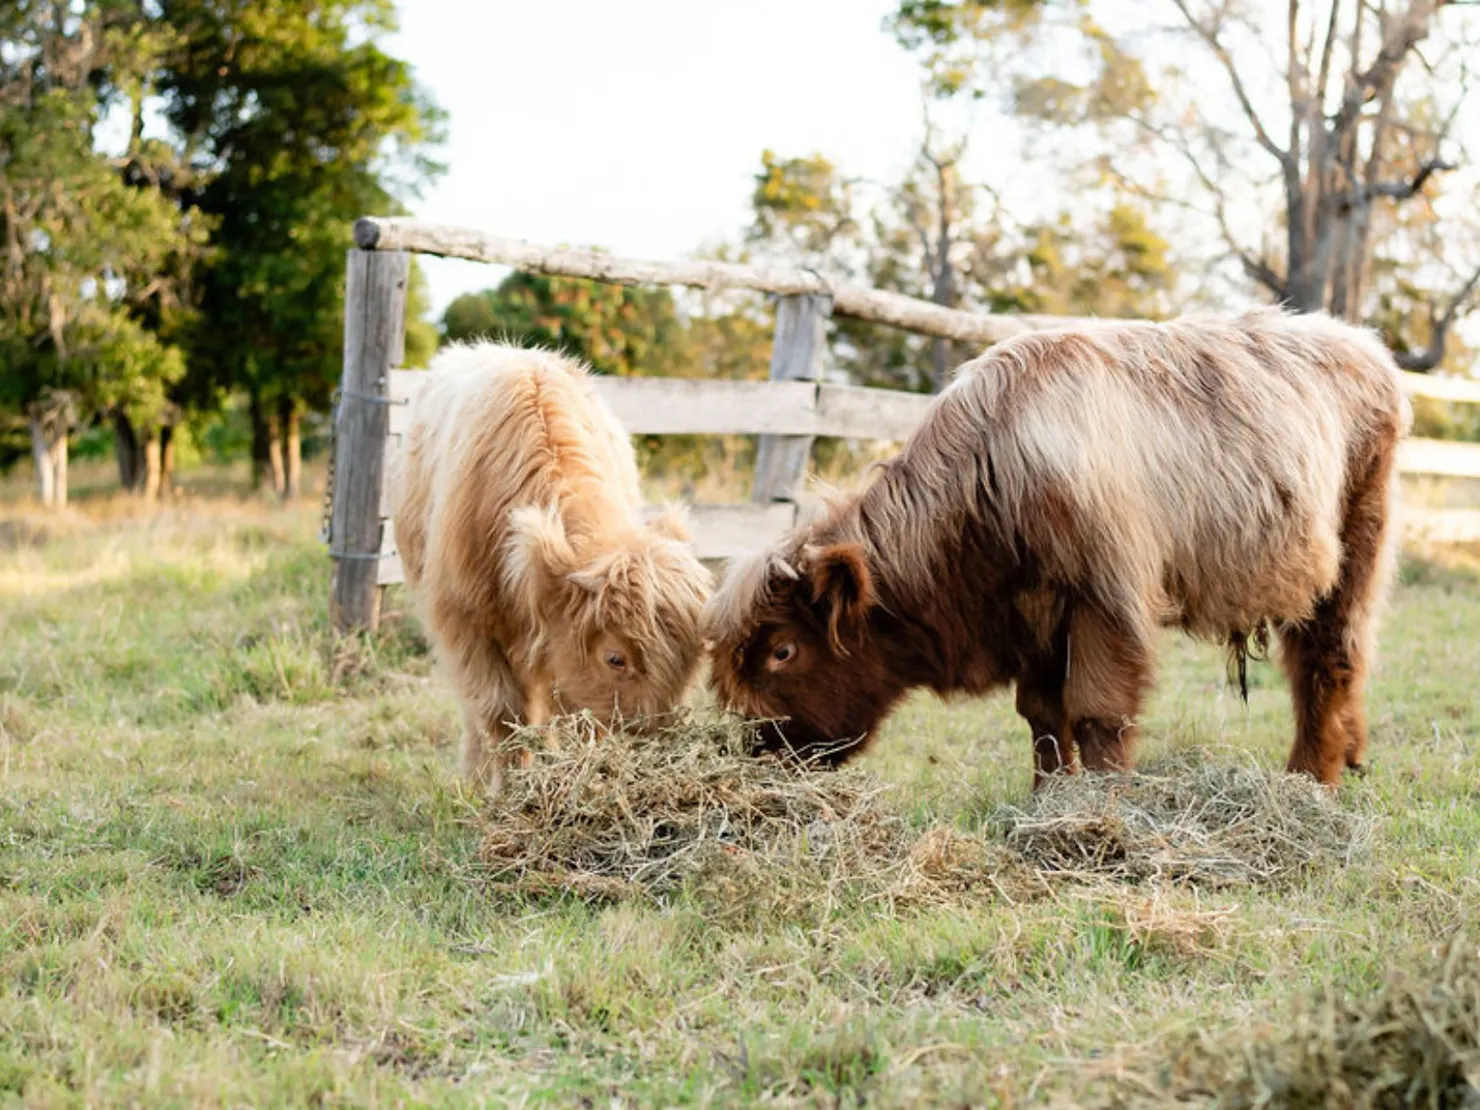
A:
[1062,603,1152,773]
[1016,657,1075,790]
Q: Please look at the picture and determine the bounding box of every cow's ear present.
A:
[566,557,613,598]
[646,504,692,543]
[804,542,875,653]
[508,505,577,595]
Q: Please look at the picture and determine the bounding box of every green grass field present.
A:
[2,484,1478,1107]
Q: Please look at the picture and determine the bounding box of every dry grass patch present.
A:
[1122,931,1480,1108]
[997,749,1372,888]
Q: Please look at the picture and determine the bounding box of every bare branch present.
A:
[1331,0,1440,138]
[1170,0,1292,166]
[1315,0,1344,111]
[1126,112,1289,299]
[1393,261,1480,371]
[1356,157,1458,200]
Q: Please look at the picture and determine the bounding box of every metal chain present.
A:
[320,389,340,546]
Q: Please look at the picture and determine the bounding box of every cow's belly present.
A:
[1165,517,1343,638]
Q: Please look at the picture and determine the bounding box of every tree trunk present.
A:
[160,425,176,497]
[29,416,68,508]
[928,154,957,392]
[140,431,163,502]
[278,396,302,500]
[249,391,285,496]
[114,411,141,491]
[54,426,67,508]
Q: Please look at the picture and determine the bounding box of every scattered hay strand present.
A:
[996,749,1371,888]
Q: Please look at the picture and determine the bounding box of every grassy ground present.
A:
[1,477,1478,1107]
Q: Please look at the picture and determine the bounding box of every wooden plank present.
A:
[389,367,1480,453]
[386,367,416,436]
[379,437,398,519]
[355,217,1075,345]
[650,502,799,561]
[593,377,819,435]
[375,501,798,587]
[1403,508,1480,544]
[377,521,403,586]
[817,383,934,442]
[1398,437,1480,480]
[388,369,935,440]
[330,249,408,633]
[753,294,830,504]
[1399,371,1480,406]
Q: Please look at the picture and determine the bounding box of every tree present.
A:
[443,273,687,379]
[741,141,1176,393]
[0,0,203,506]
[157,0,443,497]
[979,202,1176,319]
[892,0,1480,369]
[749,150,862,272]
[743,147,951,391]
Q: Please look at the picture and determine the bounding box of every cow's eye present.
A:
[604,650,627,671]
[770,641,797,667]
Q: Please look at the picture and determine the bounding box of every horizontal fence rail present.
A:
[356,217,1081,345]
[330,219,1480,631]
[369,368,1480,585]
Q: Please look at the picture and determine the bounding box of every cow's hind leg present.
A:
[1279,600,1361,786]
[1282,436,1397,785]
[1062,603,1153,773]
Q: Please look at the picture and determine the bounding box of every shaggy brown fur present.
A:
[705,309,1411,788]
[390,343,711,794]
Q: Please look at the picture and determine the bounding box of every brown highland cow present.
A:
[390,342,711,794]
[706,309,1411,787]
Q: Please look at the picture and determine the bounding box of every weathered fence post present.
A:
[330,247,409,634]
[752,292,832,504]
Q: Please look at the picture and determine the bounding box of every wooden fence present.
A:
[328,216,1480,632]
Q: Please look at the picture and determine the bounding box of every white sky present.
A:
[386,0,931,314]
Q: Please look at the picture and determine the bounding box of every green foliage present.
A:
[749,150,859,265]
[1011,14,1153,123]
[987,203,1175,319]
[0,2,205,426]
[403,262,438,369]
[159,0,445,413]
[890,0,1061,98]
[443,273,687,379]
[1409,396,1480,444]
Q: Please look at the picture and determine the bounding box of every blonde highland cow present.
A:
[390,343,711,794]
[706,309,1411,788]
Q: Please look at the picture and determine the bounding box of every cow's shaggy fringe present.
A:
[998,748,1372,888]
[475,721,1368,916]
[1111,932,1480,1109]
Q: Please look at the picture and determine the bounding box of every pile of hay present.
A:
[477,714,1030,909]
[477,724,1369,911]
[1132,933,1480,1108]
[995,749,1370,888]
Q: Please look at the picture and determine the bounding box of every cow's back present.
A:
[941,310,1407,640]
[390,343,643,631]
